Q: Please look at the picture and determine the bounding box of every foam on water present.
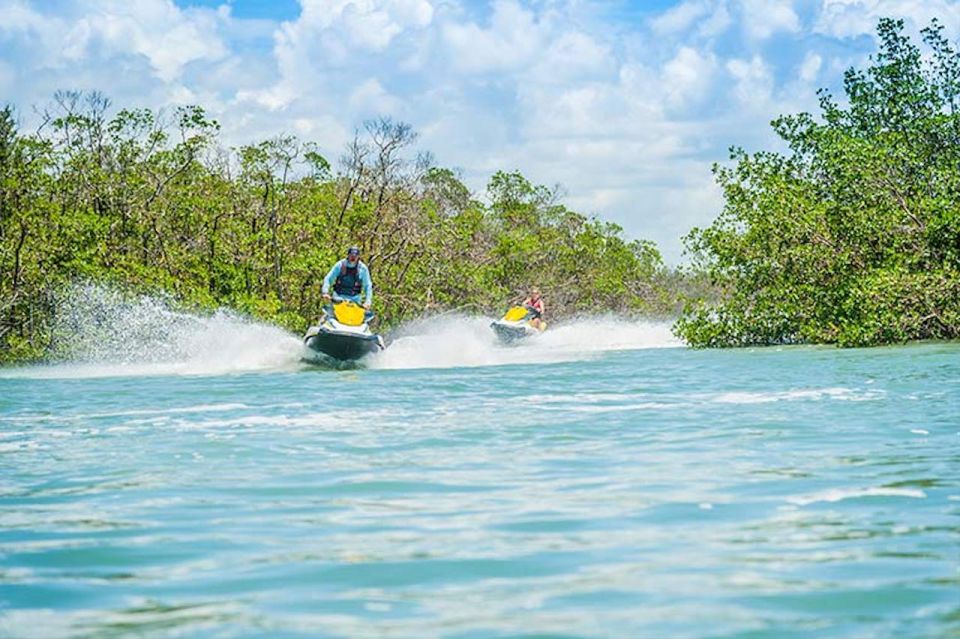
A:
[1,283,304,379]
[369,314,681,370]
[1,284,683,378]
[711,387,886,404]
[787,486,928,506]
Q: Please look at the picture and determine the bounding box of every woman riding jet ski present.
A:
[303,247,384,361]
[491,288,547,344]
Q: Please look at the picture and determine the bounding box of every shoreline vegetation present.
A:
[0,96,688,364]
[677,18,960,347]
[1,18,958,363]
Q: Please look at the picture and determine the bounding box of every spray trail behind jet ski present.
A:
[368,315,681,370]
[2,283,304,379]
[3,283,681,378]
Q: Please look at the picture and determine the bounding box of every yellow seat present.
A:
[503,306,529,322]
[333,302,366,326]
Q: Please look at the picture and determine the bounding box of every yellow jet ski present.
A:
[491,305,547,344]
[304,300,384,361]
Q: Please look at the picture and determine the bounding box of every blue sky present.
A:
[3,0,959,262]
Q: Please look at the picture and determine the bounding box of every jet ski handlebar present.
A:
[330,294,367,306]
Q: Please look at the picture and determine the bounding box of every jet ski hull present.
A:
[491,320,539,344]
[304,327,383,361]
[491,305,546,344]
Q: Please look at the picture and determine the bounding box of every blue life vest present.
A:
[334,261,363,296]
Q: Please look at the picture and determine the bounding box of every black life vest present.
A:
[334,260,363,296]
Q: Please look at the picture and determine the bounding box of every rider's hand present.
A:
[363,302,371,310]
[322,293,331,301]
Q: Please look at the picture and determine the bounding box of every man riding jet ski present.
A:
[303,246,384,361]
[491,288,547,344]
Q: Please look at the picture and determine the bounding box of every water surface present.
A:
[1,326,957,638]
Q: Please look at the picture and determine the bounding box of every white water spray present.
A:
[2,284,683,378]
[368,314,681,370]
[4,283,304,378]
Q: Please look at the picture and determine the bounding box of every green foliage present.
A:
[0,101,674,362]
[677,18,960,347]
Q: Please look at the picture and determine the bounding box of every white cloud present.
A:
[815,0,960,39]
[726,54,775,109]
[299,0,434,50]
[442,0,544,73]
[4,0,229,83]
[663,47,718,108]
[3,1,47,31]
[240,0,437,111]
[699,3,733,37]
[740,0,800,40]
[294,0,433,49]
[799,52,822,83]
[531,31,614,83]
[348,78,401,115]
[0,60,13,96]
[6,0,936,263]
[652,0,713,35]
[651,0,735,39]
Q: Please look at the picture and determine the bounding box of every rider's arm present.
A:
[361,264,373,306]
[322,260,341,295]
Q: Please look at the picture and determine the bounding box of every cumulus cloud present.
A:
[530,31,614,84]
[296,0,434,51]
[442,0,545,73]
[651,0,797,42]
[652,0,714,35]
[1,0,927,261]
[814,0,960,39]
[799,52,822,83]
[740,0,800,40]
[348,78,401,115]
[2,0,228,83]
[239,0,436,111]
[662,47,718,109]
[699,3,733,37]
[727,55,775,108]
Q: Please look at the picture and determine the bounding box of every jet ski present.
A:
[491,305,547,344]
[303,299,385,361]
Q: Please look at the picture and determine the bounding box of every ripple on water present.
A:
[1,343,958,637]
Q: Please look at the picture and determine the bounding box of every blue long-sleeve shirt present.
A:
[322,259,373,305]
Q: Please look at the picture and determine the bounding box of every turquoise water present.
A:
[1,318,958,637]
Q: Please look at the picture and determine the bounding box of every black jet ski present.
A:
[303,300,384,361]
[491,305,547,344]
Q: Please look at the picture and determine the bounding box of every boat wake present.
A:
[1,283,303,379]
[1,284,682,379]
[368,314,681,370]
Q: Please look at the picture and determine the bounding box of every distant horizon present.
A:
[3,0,959,262]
